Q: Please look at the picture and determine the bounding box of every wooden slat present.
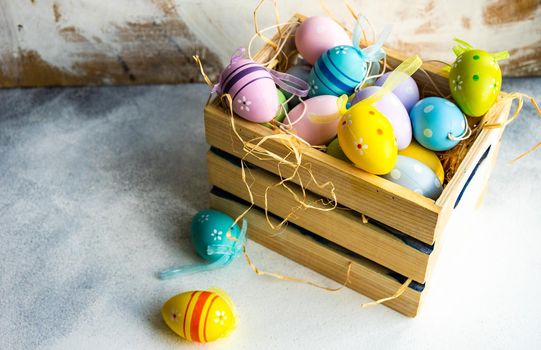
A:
[209,191,423,317]
[207,149,434,282]
[204,105,441,244]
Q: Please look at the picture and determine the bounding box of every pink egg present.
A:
[351,86,412,150]
[295,16,351,65]
[219,58,279,123]
[285,95,340,145]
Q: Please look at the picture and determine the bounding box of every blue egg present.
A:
[307,45,368,97]
[191,209,241,263]
[410,97,466,151]
[382,155,443,200]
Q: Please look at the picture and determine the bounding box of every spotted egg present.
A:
[410,97,467,151]
[192,209,241,263]
[399,141,445,184]
[285,95,341,145]
[337,102,398,174]
[162,290,236,343]
[307,45,368,98]
[295,16,350,65]
[449,49,504,117]
[351,86,412,150]
[382,155,443,200]
[219,58,279,123]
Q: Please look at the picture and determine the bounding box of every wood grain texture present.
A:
[207,149,433,282]
[0,1,222,87]
[0,0,539,88]
[204,105,441,244]
[209,191,423,317]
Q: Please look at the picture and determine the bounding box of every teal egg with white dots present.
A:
[382,155,443,200]
[410,97,466,151]
[307,45,368,97]
[191,209,241,263]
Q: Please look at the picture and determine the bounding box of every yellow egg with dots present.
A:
[338,102,398,175]
[399,141,445,184]
[162,289,236,343]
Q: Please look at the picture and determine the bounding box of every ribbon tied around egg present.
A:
[158,217,248,280]
[350,13,391,65]
[211,47,310,98]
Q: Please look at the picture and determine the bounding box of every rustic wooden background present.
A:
[0,0,539,88]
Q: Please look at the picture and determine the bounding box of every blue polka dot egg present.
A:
[307,45,368,97]
[192,209,241,263]
[410,97,467,151]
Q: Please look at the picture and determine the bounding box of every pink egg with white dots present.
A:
[295,16,351,65]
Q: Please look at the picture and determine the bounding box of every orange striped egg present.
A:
[162,290,236,343]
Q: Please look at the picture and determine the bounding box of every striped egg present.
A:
[220,58,279,123]
[162,290,236,343]
[307,45,368,98]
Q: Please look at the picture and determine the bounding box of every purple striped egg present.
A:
[219,58,279,123]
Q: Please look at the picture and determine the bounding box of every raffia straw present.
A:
[511,141,541,163]
[439,116,484,183]
[244,249,353,291]
[361,278,413,308]
[248,22,297,68]
[192,55,214,88]
[343,3,376,47]
[320,0,353,36]
[253,0,278,50]
[483,92,541,162]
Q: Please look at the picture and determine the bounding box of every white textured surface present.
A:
[1,0,540,77]
[1,80,540,349]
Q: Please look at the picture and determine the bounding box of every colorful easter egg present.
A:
[218,58,278,123]
[162,290,236,343]
[192,209,241,263]
[285,95,341,145]
[307,45,368,98]
[337,103,398,174]
[410,97,467,151]
[382,156,443,199]
[275,89,289,123]
[281,62,312,108]
[449,49,504,117]
[326,138,350,162]
[295,16,350,65]
[351,86,412,150]
[375,72,420,112]
[399,141,444,184]
[364,61,381,85]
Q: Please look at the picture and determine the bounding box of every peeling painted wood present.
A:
[0,0,539,88]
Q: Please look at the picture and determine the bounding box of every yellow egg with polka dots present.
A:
[162,290,236,343]
[337,101,398,175]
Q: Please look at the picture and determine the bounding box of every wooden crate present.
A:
[204,14,511,316]
[209,188,424,317]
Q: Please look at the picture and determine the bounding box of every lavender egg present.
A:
[375,72,420,112]
[351,86,412,150]
[219,58,279,123]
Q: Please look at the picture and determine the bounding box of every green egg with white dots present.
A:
[449,49,506,117]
